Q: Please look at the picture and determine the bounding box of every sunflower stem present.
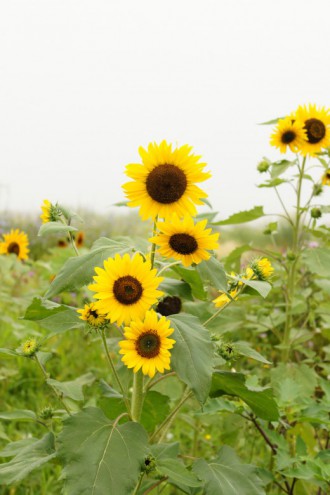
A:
[131,371,144,422]
[157,261,182,277]
[34,354,71,415]
[100,329,132,418]
[150,217,158,269]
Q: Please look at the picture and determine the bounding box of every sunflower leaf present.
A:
[45,240,132,298]
[58,407,149,495]
[38,222,78,237]
[213,207,265,226]
[169,314,213,403]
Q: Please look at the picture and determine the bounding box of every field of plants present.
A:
[1,104,330,495]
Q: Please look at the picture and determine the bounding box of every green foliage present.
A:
[58,407,149,495]
[38,222,78,236]
[213,206,264,225]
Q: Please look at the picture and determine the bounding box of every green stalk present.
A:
[282,157,306,360]
[100,329,132,418]
[150,217,158,269]
[131,371,144,422]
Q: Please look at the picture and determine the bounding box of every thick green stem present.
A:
[131,371,144,422]
[282,157,306,360]
[100,329,131,418]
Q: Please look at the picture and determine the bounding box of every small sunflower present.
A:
[322,169,330,186]
[21,338,38,357]
[0,229,29,260]
[213,288,239,308]
[150,215,219,267]
[270,117,307,153]
[77,302,107,327]
[123,140,211,220]
[75,231,85,248]
[294,104,330,156]
[246,257,274,281]
[40,199,61,223]
[119,310,175,378]
[89,253,163,326]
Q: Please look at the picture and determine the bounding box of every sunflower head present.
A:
[156,296,182,316]
[77,302,107,328]
[21,338,38,357]
[294,105,330,156]
[75,231,85,247]
[322,169,330,186]
[40,199,62,223]
[150,215,219,267]
[119,310,175,378]
[123,141,211,220]
[89,253,163,326]
[213,287,239,308]
[0,229,29,261]
[246,258,274,281]
[270,117,307,154]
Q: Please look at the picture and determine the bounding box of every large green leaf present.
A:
[38,222,78,236]
[169,314,213,403]
[213,207,264,226]
[193,445,265,495]
[0,410,37,422]
[45,239,132,298]
[47,373,95,401]
[303,248,330,277]
[140,391,170,433]
[23,297,83,337]
[157,458,202,488]
[58,407,149,495]
[210,371,279,421]
[239,277,272,298]
[258,178,288,188]
[234,342,271,365]
[173,266,207,300]
[196,257,227,292]
[0,433,56,485]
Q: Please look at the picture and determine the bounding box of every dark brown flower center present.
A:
[305,118,326,144]
[136,331,160,358]
[157,296,182,316]
[7,242,20,255]
[113,276,143,305]
[146,164,187,204]
[169,233,198,254]
[281,130,296,144]
[326,172,330,179]
[89,310,99,319]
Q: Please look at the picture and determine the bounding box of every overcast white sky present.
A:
[1,1,329,220]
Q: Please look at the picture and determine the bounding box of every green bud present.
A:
[39,406,54,420]
[313,183,323,196]
[286,251,296,261]
[217,342,238,362]
[142,455,156,474]
[257,160,270,173]
[311,207,322,219]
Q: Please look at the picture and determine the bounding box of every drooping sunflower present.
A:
[294,104,330,156]
[322,169,330,186]
[77,302,107,327]
[119,310,175,378]
[270,117,307,153]
[123,141,211,220]
[40,199,61,223]
[89,253,163,326]
[0,229,29,260]
[149,215,219,267]
[246,257,274,281]
[213,288,239,308]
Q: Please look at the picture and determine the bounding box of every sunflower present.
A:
[213,288,239,308]
[294,104,330,156]
[270,117,306,153]
[322,169,330,186]
[0,229,29,260]
[149,215,219,267]
[119,310,175,378]
[75,231,85,248]
[246,257,274,281]
[77,302,107,327]
[40,199,61,223]
[89,253,163,326]
[123,141,211,220]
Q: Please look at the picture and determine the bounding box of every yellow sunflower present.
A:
[294,104,330,156]
[0,229,29,260]
[322,169,330,186]
[119,310,175,378]
[270,117,306,153]
[246,258,274,281]
[123,140,211,220]
[213,287,239,308]
[77,302,107,327]
[40,199,52,223]
[89,253,163,326]
[149,215,219,267]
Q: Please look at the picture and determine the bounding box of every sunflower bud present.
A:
[39,406,54,420]
[21,338,38,357]
[311,207,322,219]
[217,342,238,362]
[286,251,296,261]
[142,455,157,474]
[257,160,270,173]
